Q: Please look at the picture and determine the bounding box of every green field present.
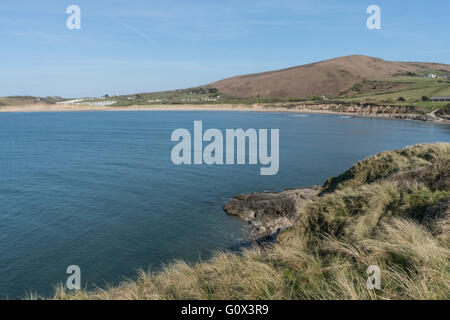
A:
[338,77,450,112]
[104,75,449,114]
[95,87,223,107]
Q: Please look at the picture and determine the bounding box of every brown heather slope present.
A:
[210,55,450,98]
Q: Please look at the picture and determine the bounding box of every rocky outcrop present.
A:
[224,187,318,239]
[253,102,450,123]
[436,105,450,120]
[285,103,425,119]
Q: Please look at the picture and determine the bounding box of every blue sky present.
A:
[1,0,449,97]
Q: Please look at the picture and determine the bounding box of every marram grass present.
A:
[40,143,449,300]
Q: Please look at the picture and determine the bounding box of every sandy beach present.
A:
[0,103,294,113]
[2,103,449,124]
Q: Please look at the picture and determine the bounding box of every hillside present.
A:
[80,55,450,114]
[3,55,449,114]
[0,96,63,106]
[210,55,450,99]
[47,143,450,300]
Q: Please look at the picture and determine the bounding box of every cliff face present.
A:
[275,102,424,118]
[250,102,447,122]
[307,103,419,115]
[436,105,450,120]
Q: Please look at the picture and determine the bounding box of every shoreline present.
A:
[224,187,319,240]
[0,103,449,124]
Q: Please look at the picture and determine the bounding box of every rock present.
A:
[224,187,319,239]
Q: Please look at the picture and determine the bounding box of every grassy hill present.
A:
[211,55,449,98]
[3,56,449,114]
[100,55,450,114]
[47,143,450,300]
[0,96,63,107]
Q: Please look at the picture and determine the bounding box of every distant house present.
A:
[430,96,450,102]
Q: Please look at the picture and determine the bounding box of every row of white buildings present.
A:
[57,98,117,106]
[425,73,448,79]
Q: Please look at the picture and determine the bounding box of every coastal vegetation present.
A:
[48,143,450,300]
[0,95,63,106]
